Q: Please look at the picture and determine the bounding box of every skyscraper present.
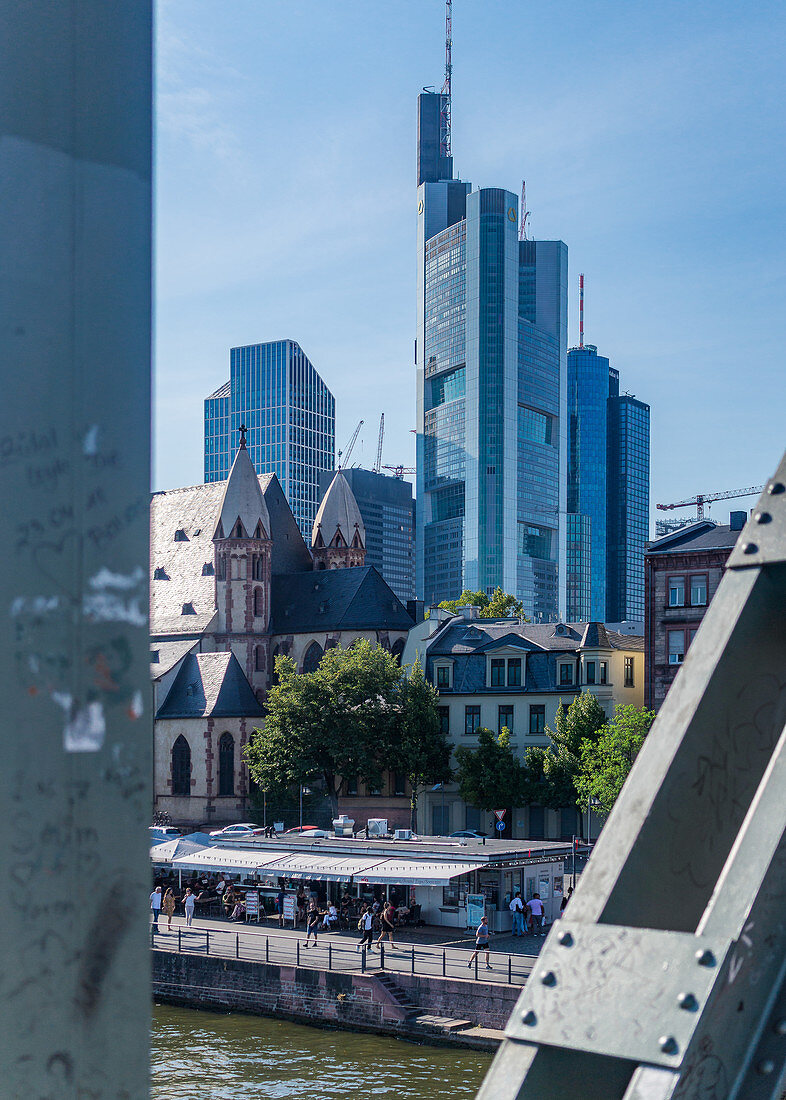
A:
[205,339,335,540]
[318,467,415,602]
[566,342,650,623]
[415,92,567,620]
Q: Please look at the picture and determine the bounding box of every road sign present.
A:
[494,809,506,820]
[496,821,506,832]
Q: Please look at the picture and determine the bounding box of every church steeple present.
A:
[213,425,270,541]
[311,471,366,570]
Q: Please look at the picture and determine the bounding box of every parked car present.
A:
[450,829,487,839]
[149,825,180,843]
[284,825,332,838]
[209,823,264,838]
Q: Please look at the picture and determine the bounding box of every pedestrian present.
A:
[528,892,545,935]
[183,887,195,927]
[357,905,375,952]
[275,887,285,928]
[509,891,525,936]
[375,901,397,950]
[303,899,322,948]
[468,915,493,970]
[150,885,162,929]
[560,885,573,913]
[162,887,176,931]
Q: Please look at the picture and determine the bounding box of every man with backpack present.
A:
[356,904,375,952]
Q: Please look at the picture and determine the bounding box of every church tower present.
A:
[213,426,272,694]
[311,470,366,569]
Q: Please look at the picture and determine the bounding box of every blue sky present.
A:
[155,0,786,527]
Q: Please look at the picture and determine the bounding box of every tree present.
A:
[392,658,452,831]
[454,727,523,819]
[575,704,656,817]
[437,586,525,619]
[244,640,402,820]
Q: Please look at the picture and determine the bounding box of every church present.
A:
[150,430,414,826]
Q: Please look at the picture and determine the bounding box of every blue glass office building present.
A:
[416,92,567,620]
[566,343,650,622]
[205,340,335,539]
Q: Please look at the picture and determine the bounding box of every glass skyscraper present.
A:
[566,343,650,623]
[416,92,567,620]
[205,339,335,539]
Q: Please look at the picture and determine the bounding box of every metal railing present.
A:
[151,923,534,987]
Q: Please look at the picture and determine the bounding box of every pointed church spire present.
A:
[311,471,366,569]
[213,428,270,540]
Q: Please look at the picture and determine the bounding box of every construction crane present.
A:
[381,464,415,480]
[373,413,384,474]
[656,484,764,521]
[337,419,363,469]
[519,180,530,242]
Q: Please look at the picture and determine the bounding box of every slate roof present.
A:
[646,521,739,555]
[214,443,271,540]
[156,651,265,719]
[150,638,198,679]
[150,473,312,636]
[270,566,414,634]
[312,470,365,548]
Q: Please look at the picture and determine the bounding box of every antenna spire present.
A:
[440,0,452,159]
[519,180,530,241]
[579,273,585,348]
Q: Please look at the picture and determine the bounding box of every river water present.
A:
[152,1004,492,1099]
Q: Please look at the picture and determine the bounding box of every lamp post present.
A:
[587,796,600,845]
[299,785,311,829]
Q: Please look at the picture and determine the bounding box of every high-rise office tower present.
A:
[415,93,567,620]
[566,339,650,623]
[205,339,335,540]
[318,467,415,602]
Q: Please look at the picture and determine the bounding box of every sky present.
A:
[155,0,786,529]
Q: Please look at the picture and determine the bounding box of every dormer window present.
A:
[181,602,196,615]
[174,529,188,542]
[201,562,214,576]
[434,663,452,690]
[150,650,160,664]
[559,663,574,686]
[154,567,169,580]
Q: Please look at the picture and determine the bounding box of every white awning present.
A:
[262,854,389,882]
[170,847,287,872]
[354,860,485,887]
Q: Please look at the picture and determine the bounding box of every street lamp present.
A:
[587,796,600,845]
[299,785,311,829]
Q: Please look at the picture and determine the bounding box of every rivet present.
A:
[742,543,758,555]
[754,511,772,524]
[521,1010,537,1026]
[756,1059,775,1076]
[775,1018,786,1036]
[767,481,785,495]
[659,1036,679,1055]
[677,992,699,1011]
[540,970,557,987]
[557,931,573,947]
[695,949,716,967]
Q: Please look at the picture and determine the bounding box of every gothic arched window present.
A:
[254,556,264,580]
[391,638,405,666]
[255,645,264,672]
[254,588,264,617]
[218,732,234,797]
[302,642,323,674]
[171,735,191,796]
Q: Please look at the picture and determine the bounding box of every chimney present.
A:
[729,511,746,531]
[459,605,481,620]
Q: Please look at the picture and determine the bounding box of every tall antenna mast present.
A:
[519,180,530,241]
[579,272,585,348]
[440,0,452,159]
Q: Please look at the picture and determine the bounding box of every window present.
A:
[585,661,596,685]
[438,706,450,735]
[253,588,264,617]
[490,658,505,687]
[432,804,450,836]
[599,661,608,685]
[346,776,358,796]
[507,658,522,687]
[690,575,708,606]
[464,706,481,734]
[254,645,264,672]
[393,772,406,797]
[668,630,685,665]
[302,642,323,673]
[528,805,545,839]
[559,663,574,686]
[436,665,451,689]
[171,735,191,796]
[153,567,168,580]
[529,705,545,735]
[498,705,514,734]
[201,562,214,576]
[668,575,685,607]
[560,807,577,839]
[624,657,635,687]
[218,732,234,796]
[253,556,265,580]
[391,639,405,666]
[367,781,381,796]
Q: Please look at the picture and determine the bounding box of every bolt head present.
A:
[557,930,573,947]
[774,1018,786,1036]
[677,992,699,1012]
[756,1059,775,1076]
[742,542,758,555]
[754,511,772,524]
[659,1036,679,1055]
[695,949,716,967]
[521,1010,537,1026]
[767,481,785,495]
[540,970,557,987]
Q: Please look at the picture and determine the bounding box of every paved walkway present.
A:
[151,913,541,986]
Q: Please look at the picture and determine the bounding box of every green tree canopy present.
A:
[454,727,523,816]
[437,586,525,619]
[575,704,656,817]
[522,692,608,813]
[392,657,452,830]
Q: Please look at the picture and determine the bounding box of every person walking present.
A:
[150,885,162,930]
[162,887,176,931]
[275,887,285,928]
[356,905,374,952]
[375,901,397,951]
[509,891,525,936]
[303,899,322,948]
[560,885,573,913]
[183,887,195,928]
[528,892,545,935]
[468,915,493,970]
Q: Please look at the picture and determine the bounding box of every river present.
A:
[152,1004,492,1099]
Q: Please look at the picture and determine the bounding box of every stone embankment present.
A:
[153,950,520,1050]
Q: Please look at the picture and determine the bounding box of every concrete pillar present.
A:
[0,2,152,1094]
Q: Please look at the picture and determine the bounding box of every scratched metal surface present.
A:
[0,3,152,1096]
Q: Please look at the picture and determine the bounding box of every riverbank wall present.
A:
[152,950,519,1051]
